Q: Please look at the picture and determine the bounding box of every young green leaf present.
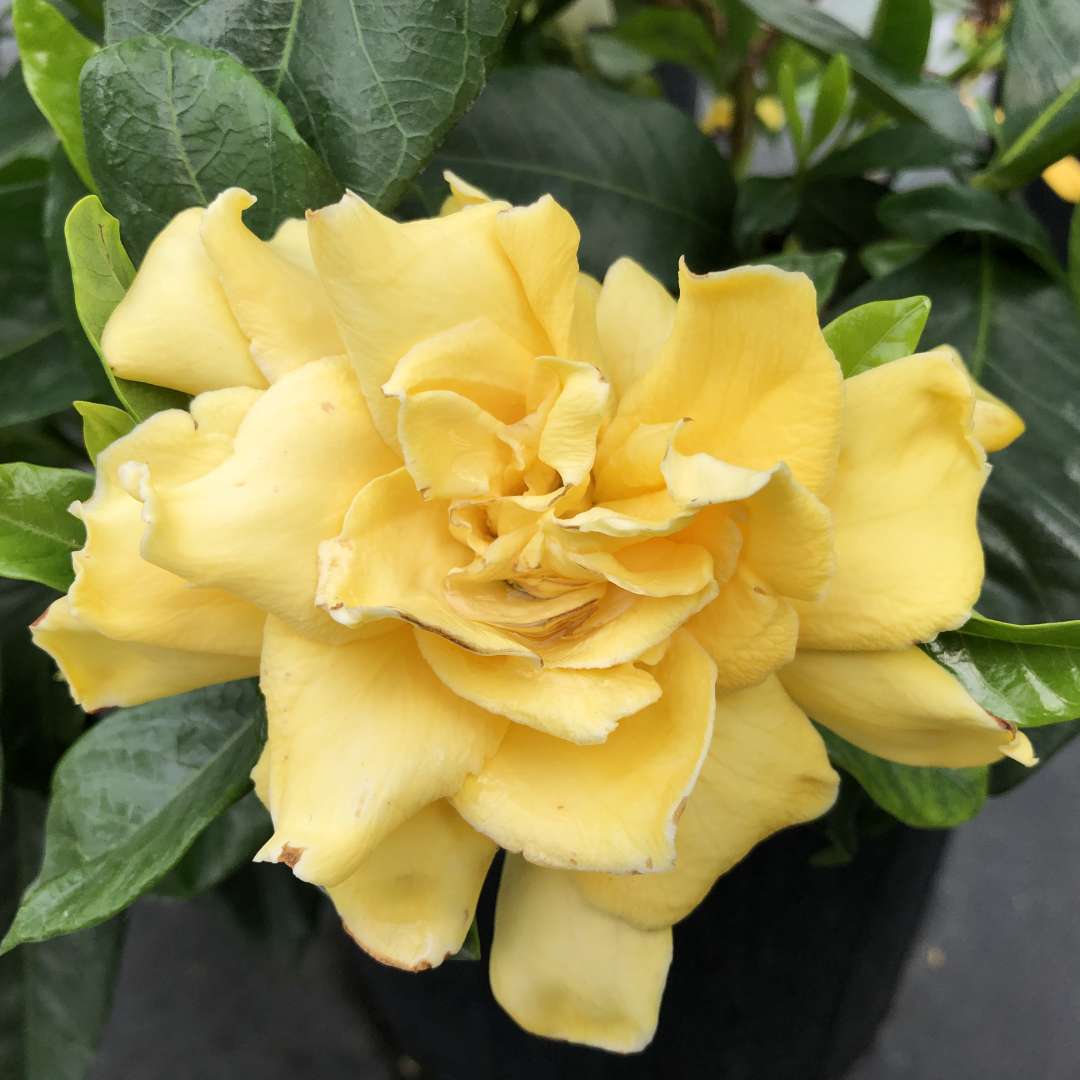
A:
[0,680,265,953]
[65,195,188,420]
[72,401,135,464]
[12,0,97,190]
[819,727,988,829]
[823,295,930,377]
[870,0,931,79]
[0,464,90,591]
[80,36,343,260]
[808,53,849,155]
[777,60,805,166]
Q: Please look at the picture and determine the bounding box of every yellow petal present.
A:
[31,596,258,711]
[566,538,714,597]
[609,263,842,494]
[780,645,1035,767]
[439,170,492,215]
[490,856,671,1053]
[1042,155,1080,203]
[201,188,344,382]
[328,800,496,972]
[416,628,661,743]
[688,566,799,693]
[317,468,535,657]
[533,356,610,486]
[795,349,987,650]
[566,272,606,371]
[935,346,1025,453]
[308,193,547,448]
[136,357,397,642]
[266,216,317,272]
[69,401,265,657]
[101,207,267,394]
[577,675,838,929]
[256,617,507,886]
[452,630,716,872]
[595,257,675,401]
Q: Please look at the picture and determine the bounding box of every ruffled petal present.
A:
[565,539,714,597]
[452,630,716,872]
[577,675,837,929]
[101,207,266,394]
[780,646,1035,768]
[256,617,507,886]
[31,597,258,711]
[308,193,548,447]
[533,356,610,487]
[136,357,398,642]
[490,856,672,1053]
[328,800,496,972]
[201,188,344,382]
[608,263,842,494]
[416,628,661,743]
[795,349,987,650]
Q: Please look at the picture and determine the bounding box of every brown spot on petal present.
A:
[990,713,1016,734]
[278,844,305,868]
[321,401,335,413]
[673,796,689,824]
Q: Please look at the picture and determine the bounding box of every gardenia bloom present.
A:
[33,176,1033,1053]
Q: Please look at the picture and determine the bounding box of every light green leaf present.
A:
[926,615,1080,729]
[870,0,932,79]
[777,60,805,164]
[0,680,265,953]
[0,464,90,591]
[64,195,188,419]
[72,401,134,464]
[823,295,930,377]
[416,66,735,289]
[0,786,124,1080]
[751,249,844,309]
[80,36,344,260]
[740,0,978,147]
[104,0,519,212]
[12,0,98,190]
[808,53,849,154]
[818,727,988,828]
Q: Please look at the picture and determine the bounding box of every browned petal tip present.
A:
[278,844,305,869]
[341,923,440,973]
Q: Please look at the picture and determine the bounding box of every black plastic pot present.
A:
[345,823,948,1080]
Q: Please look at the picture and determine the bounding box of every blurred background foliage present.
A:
[1,1,1079,1075]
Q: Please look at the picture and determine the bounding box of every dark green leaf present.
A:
[0,785,124,1080]
[870,0,932,79]
[0,679,265,952]
[823,294,930,377]
[451,919,482,962]
[13,0,98,189]
[739,0,978,147]
[80,36,343,260]
[0,65,56,172]
[751,249,844,308]
[841,243,1080,624]
[104,0,518,211]
[877,184,1056,271]
[0,464,90,591]
[926,614,1080,729]
[417,66,735,288]
[64,195,187,418]
[819,727,988,828]
[72,401,134,463]
[154,790,271,899]
[777,59,805,164]
[808,53,849,154]
[734,176,800,257]
[1070,202,1080,309]
[611,9,723,81]
[811,123,973,181]
[859,237,929,278]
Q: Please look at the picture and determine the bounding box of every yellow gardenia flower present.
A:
[32,176,1033,1054]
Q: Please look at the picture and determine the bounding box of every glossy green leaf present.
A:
[734,176,800,257]
[819,727,988,829]
[0,65,56,172]
[926,615,1080,729]
[740,0,978,147]
[811,123,973,181]
[104,0,518,212]
[751,249,844,309]
[416,66,735,288]
[80,36,343,260]
[64,195,188,418]
[154,790,270,899]
[72,401,134,463]
[0,680,265,953]
[0,786,124,1080]
[823,295,930,377]
[841,243,1080,625]
[870,0,931,79]
[877,184,1057,271]
[808,53,849,154]
[0,465,90,591]
[12,0,98,190]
